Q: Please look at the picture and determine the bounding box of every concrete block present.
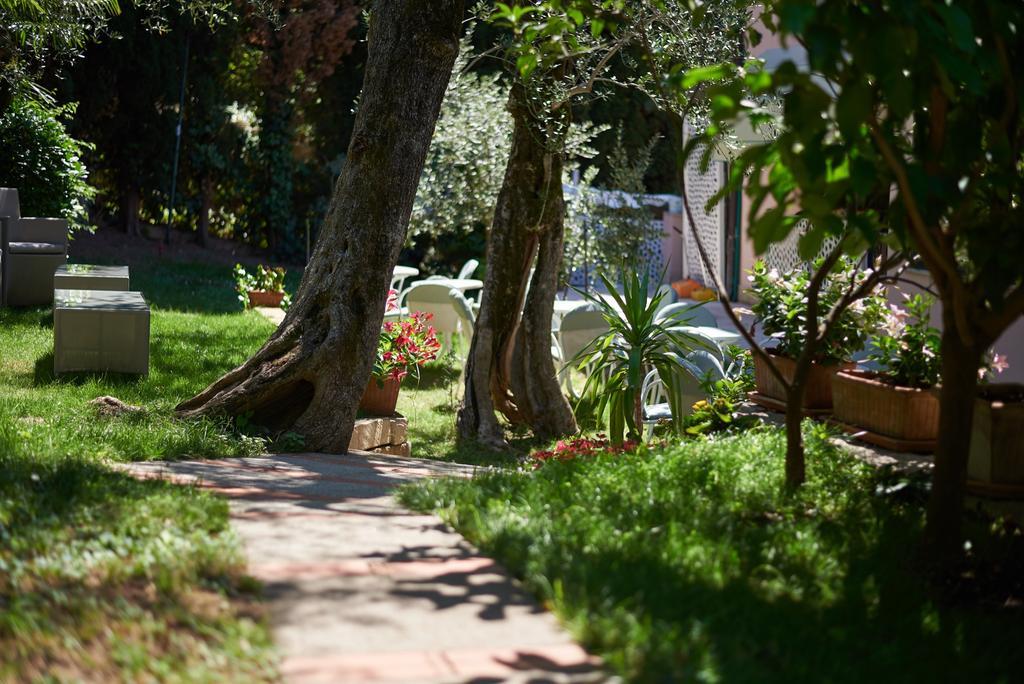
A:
[349,415,408,451]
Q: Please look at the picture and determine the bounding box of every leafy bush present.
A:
[406,37,512,272]
[749,258,885,363]
[0,99,94,229]
[564,127,664,283]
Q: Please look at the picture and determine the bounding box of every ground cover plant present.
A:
[400,426,1024,682]
[0,257,281,680]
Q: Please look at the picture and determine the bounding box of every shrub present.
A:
[748,257,885,363]
[573,270,705,444]
[0,99,94,230]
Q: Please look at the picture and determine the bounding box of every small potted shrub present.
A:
[360,311,441,415]
[832,294,941,449]
[234,263,290,309]
[749,259,884,410]
[969,356,1021,492]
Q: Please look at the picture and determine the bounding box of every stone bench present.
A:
[54,289,150,375]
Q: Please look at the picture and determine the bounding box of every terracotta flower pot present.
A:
[753,352,852,410]
[247,290,285,308]
[832,370,939,443]
[968,383,1024,492]
[360,376,402,416]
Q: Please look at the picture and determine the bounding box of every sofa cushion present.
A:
[7,241,65,255]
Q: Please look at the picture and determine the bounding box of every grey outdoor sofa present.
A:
[0,188,68,307]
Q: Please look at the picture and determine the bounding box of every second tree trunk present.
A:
[458,87,577,447]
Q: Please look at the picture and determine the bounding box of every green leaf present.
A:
[516,52,538,79]
[681,63,731,90]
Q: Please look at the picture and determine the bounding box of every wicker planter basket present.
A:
[359,376,402,416]
[968,384,1024,494]
[832,370,939,445]
[753,352,852,410]
[247,290,285,308]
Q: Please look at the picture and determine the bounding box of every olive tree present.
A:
[176,0,465,452]
[459,0,750,448]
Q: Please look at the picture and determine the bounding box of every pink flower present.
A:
[992,353,1009,374]
[881,304,908,338]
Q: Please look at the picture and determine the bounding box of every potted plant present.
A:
[360,311,441,415]
[831,294,941,450]
[968,356,1020,493]
[748,259,884,410]
[233,263,290,309]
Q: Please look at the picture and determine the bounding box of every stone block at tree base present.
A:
[349,414,409,456]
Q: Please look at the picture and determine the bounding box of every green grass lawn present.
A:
[395,357,544,466]
[1,258,280,680]
[400,426,1024,683]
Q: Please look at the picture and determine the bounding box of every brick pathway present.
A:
[123,452,608,683]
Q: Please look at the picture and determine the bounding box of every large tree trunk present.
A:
[176,0,463,452]
[458,87,577,447]
[924,301,984,567]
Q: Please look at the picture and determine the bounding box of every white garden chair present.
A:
[557,302,610,397]
[448,287,475,352]
[457,258,480,280]
[641,332,727,439]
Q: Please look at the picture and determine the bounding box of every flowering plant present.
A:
[233,263,291,309]
[531,436,639,468]
[373,312,441,382]
[385,289,400,314]
[980,351,1010,382]
[749,257,886,363]
[867,294,941,388]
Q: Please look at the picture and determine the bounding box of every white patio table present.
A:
[551,299,589,329]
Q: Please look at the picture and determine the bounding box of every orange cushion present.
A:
[671,279,700,298]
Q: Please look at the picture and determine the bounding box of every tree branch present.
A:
[868,119,977,348]
[551,33,630,110]
[868,120,950,284]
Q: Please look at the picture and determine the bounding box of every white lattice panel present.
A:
[682,123,726,287]
[640,219,664,283]
[764,219,842,273]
